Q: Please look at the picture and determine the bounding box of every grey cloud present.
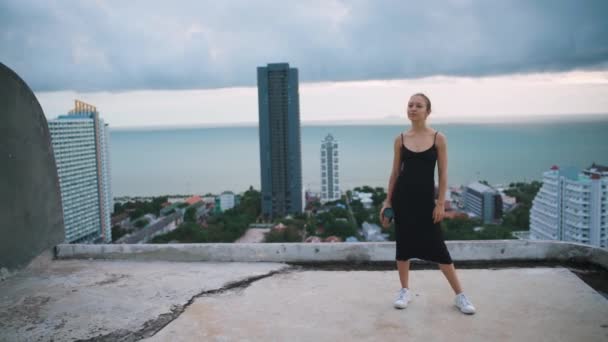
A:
[1,0,607,92]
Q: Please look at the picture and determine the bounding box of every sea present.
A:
[110,117,608,197]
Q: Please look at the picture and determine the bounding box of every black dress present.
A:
[391,131,453,264]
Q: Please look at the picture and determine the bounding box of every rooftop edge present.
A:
[55,240,608,270]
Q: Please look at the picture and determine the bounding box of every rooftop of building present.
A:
[184,195,202,205]
[587,163,608,173]
[545,165,608,182]
[569,173,606,183]
[466,181,498,194]
[323,133,335,141]
[1,240,607,341]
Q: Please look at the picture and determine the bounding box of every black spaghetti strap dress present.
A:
[391,131,453,264]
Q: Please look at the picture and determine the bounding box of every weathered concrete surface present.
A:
[56,240,608,270]
[146,268,608,342]
[0,260,288,341]
[0,62,65,271]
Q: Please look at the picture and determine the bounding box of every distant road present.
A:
[235,228,271,243]
[116,212,180,244]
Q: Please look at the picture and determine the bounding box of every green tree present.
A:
[351,200,370,226]
[113,202,125,215]
[502,205,530,230]
[302,214,318,235]
[265,226,302,242]
[440,217,516,240]
[150,196,168,216]
[129,208,145,221]
[478,225,516,239]
[184,207,197,223]
[354,186,375,193]
[151,222,206,243]
[372,187,387,207]
[324,198,346,207]
[329,207,349,219]
[501,180,542,230]
[504,181,542,205]
[150,187,291,244]
[277,217,307,230]
[134,218,149,229]
[111,225,128,242]
[293,212,308,220]
[238,186,261,220]
[121,196,169,220]
[322,220,358,240]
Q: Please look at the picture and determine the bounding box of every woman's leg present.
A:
[438,263,463,294]
[396,260,410,288]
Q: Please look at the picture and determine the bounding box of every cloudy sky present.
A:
[2,0,608,127]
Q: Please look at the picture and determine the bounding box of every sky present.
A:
[2,0,608,127]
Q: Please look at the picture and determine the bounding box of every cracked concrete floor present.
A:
[0,260,288,341]
[145,267,608,342]
[2,261,608,342]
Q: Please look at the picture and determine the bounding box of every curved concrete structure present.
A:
[0,62,65,272]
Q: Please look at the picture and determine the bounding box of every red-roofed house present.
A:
[185,196,202,206]
[324,236,342,243]
[305,236,322,243]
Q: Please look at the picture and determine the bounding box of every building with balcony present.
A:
[463,182,503,224]
[320,134,340,202]
[219,191,236,212]
[531,165,608,248]
[48,100,112,243]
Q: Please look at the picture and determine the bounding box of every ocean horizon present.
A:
[108,113,608,132]
[109,116,608,197]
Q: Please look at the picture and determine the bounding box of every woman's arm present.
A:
[384,135,403,207]
[435,132,448,204]
[433,132,448,223]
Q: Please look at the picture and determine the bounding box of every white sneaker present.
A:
[394,288,412,309]
[454,293,476,314]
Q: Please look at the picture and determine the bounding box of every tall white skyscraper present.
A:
[48,100,112,243]
[530,164,608,248]
[320,134,340,202]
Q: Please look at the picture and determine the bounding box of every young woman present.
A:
[380,93,476,314]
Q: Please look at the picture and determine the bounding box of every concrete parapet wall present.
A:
[55,240,608,269]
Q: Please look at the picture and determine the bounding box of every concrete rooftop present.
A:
[1,252,607,341]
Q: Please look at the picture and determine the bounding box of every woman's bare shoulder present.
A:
[393,134,402,147]
[434,131,447,146]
